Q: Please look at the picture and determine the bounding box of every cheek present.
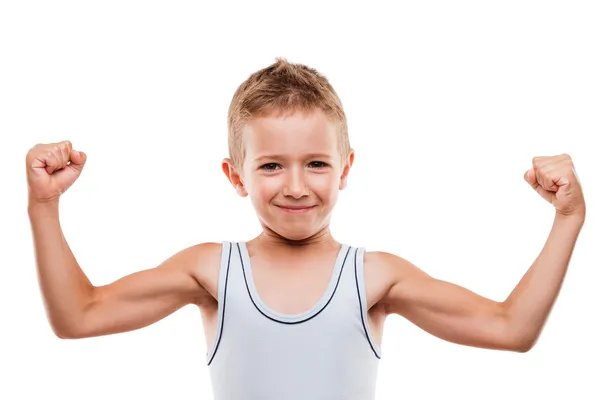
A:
[251,176,279,201]
[312,174,339,200]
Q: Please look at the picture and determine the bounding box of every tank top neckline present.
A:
[237,241,350,324]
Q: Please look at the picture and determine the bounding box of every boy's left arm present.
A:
[377,154,585,352]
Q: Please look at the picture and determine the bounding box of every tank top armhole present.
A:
[206,241,232,366]
[354,247,383,359]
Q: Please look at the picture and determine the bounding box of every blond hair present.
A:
[227,57,351,171]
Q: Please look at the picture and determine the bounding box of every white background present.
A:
[1,1,599,399]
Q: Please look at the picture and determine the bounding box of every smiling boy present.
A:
[26,57,586,399]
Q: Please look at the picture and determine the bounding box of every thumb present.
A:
[524,168,554,204]
[69,149,87,172]
[523,169,537,188]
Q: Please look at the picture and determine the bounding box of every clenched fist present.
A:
[524,154,585,219]
[26,141,87,204]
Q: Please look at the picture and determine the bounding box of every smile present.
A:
[276,205,316,214]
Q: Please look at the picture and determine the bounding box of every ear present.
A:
[222,158,248,197]
[339,149,355,190]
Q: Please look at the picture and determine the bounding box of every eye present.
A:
[259,163,281,171]
[308,161,328,168]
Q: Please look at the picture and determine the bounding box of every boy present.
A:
[26,58,586,399]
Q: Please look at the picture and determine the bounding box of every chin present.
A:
[270,224,312,240]
[261,220,319,242]
[279,230,315,242]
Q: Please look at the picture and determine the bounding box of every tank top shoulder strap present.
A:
[353,246,382,359]
[206,241,234,365]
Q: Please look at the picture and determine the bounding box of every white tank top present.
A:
[206,241,382,399]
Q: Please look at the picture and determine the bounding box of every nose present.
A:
[282,166,309,199]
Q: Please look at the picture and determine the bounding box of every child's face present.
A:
[223,108,353,241]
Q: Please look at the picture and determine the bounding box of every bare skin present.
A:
[27,108,585,357]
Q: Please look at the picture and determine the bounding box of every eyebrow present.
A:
[254,153,333,162]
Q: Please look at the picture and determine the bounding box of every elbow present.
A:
[512,343,532,353]
[49,317,88,340]
[52,324,85,339]
[507,334,538,353]
[514,338,537,353]
[54,329,76,340]
[500,304,537,353]
[53,327,89,340]
[49,290,97,339]
[492,335,534,353]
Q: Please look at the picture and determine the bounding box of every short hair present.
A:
[227,57,351,171]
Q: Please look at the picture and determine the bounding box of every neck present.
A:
[254,224,338,250]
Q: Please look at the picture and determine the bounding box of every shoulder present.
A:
[363,250,416,278]
[174,241,223,271]
[175,242,225,303]
[363,250,428,314]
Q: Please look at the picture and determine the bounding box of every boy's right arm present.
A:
[26,141,217,339]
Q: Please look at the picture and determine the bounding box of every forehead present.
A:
[242,108,338,161]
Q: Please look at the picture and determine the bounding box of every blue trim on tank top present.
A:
[354,247,382,359]
[207,242,232,366]
[237,241,350,324]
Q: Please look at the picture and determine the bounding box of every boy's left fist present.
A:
[524,154,585,219]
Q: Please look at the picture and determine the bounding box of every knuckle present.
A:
[29,145,40,156]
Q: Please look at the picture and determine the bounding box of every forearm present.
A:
[28,199,95,337]
[503,211,584,350]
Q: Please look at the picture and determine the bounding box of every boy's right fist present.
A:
[26,141,87,203]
